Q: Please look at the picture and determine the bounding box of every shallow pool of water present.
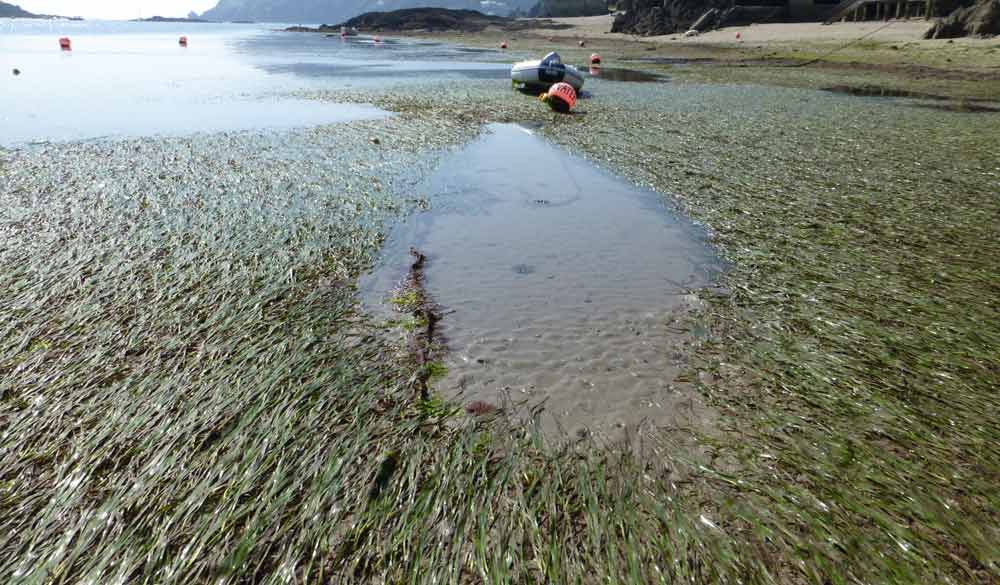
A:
[362,124,720,438]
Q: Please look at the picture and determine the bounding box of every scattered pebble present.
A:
[465,401,500,415]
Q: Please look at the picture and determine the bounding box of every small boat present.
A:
[511,52,584,91]
[340,26,359,37]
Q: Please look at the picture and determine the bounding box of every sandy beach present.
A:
[436,14,1000,74]
[547,14,942,41]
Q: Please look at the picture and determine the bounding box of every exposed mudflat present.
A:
[822,84,1000,112]
[363,124,720,439]
[587,66,665,82]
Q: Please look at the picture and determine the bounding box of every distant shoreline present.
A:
[131,16,211,24]
[0,14,84,21]
[0,0,82,20]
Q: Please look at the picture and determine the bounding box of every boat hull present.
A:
[511,62,584,91]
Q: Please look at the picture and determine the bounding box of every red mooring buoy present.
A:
[59,37,72,51]
[541,82,577,113]
[500,41,508,49]
[179,36,188,47]
[735,31,742,40]
[590,53,601,65]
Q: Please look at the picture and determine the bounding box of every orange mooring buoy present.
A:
[590,53,601,65]
[59,37,72,51]
[179,36,188,47]
[540,82,577,113]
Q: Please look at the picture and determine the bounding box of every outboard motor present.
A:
[538,52,567,84]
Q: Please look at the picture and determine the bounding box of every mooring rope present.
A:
[786,19,898,67]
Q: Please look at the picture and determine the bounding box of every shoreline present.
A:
[357,15,1000,96]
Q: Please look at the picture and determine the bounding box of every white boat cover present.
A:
[511,52,585,91]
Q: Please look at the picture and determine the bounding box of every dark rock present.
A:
[341,8,509,32]
[12,68,20,76]
[528,0,608,18]
[925,8,971,37]
[131,16,209,23]
[690,8,721,32]
[613,0,731,35]
[465,401,501,415]
[205,0,538,24]
[925,0,1000,38]
[966,0,1000,35]
[287,7,571,33]
[613,0,796,35]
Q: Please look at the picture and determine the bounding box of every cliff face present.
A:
[201,0,536,23]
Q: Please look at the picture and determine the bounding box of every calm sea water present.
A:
[0,20,510,145]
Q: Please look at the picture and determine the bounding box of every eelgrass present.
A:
[0,116,730,584]
[545,78,1000,582]
[2,69,998,585]
[318,76,999,582]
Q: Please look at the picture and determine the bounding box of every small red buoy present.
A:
[590,53,601,65]
[500,41,508,49]
[540,82,577,113]
[59,37,72,51]
[735,31,742,40]
[179,36,188,47]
